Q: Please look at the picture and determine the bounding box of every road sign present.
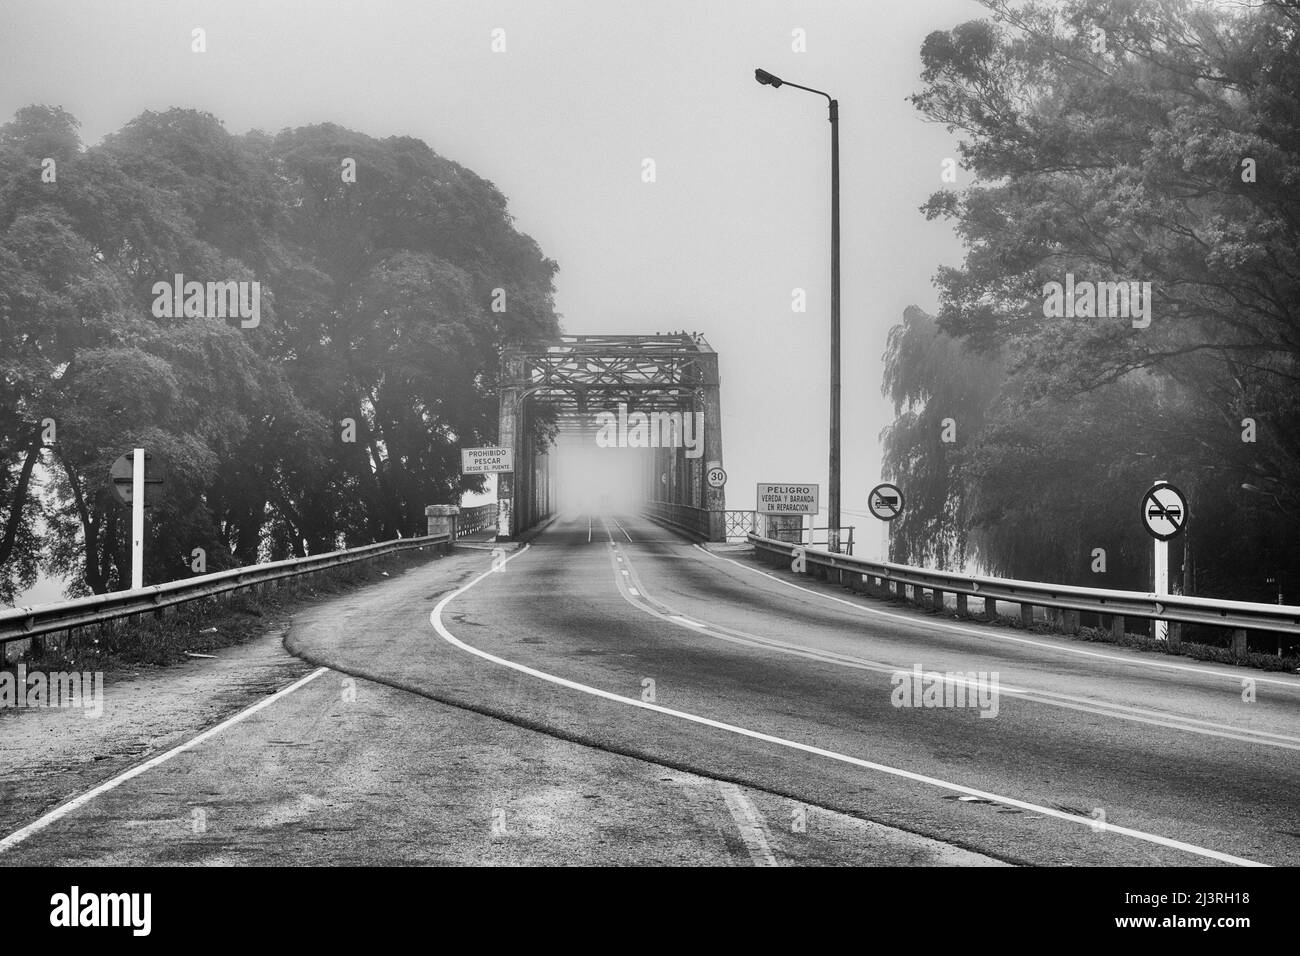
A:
[756,483,819,515]
[461,447,514,475]
[868,482,904,521]
[109,451,164,507]
[1142,482,1187,540]
[706,465,727,489]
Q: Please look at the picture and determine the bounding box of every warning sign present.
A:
[756,483,820,515]
[461,447,514,475]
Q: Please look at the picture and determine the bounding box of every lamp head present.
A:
[754,68,783,88]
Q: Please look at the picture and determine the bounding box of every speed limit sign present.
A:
[706,465,727,489]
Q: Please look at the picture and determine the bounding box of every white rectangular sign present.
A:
[461,446,514,475]
[756,483,820,515]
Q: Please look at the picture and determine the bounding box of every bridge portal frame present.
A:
[497,333,724,540]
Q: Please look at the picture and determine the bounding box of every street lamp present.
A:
[754,67,842,552]
[1241,482,1292,513]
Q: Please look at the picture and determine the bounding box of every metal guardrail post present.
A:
[746,532,1300,642]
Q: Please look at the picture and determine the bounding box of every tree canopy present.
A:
[884,0,1299,600]
[0,106,559,600]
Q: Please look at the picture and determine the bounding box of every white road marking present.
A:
[588,515,592,543]
[611,516,634,543]
[718,782,778,866]
[433,544,1267,867]
[0,667,331,854]
[695,545,1300,692]
[616,552,1300,750]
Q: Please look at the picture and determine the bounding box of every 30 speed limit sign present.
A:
[706,465,727,489]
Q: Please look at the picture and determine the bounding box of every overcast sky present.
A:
[2,0,980,559]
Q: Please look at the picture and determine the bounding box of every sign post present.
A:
[132,448,144,590]
[757,483,819,548]
[1141,480,1188,641]
[110,450,164,590]
[868,482,904,562]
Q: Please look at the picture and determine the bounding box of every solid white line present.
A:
[696,546,1300,691]
[614,518,634,543]
[588,515,592,543]
[431,546,1266,867]
[619,553,1300,749]
[718,782,778,866]
[0,666,331,854]
[636,542,1300,741]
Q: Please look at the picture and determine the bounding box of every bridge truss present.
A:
[497,333,725,538]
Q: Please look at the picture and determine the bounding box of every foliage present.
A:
[0,107,558,598]
[886,0,1300,597]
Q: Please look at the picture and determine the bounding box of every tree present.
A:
[1,107,560,598]
[891,0,1300,596]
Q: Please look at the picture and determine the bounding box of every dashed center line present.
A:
[430,542,1267,867]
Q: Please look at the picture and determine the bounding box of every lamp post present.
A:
[1241,482,1291,513]
[755,67,841,552]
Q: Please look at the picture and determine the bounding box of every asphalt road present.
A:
[2,513,1297,865]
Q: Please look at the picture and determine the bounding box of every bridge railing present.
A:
[643,501,711,539]
[764,523,855,555]
[748,533,1300,641]
[724,510,758,541]
[0,531,453,649]
[643,501,753,541]
[456,504,499,538]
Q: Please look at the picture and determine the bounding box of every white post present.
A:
[1153,537,1168,640]
[132,447,144,590]
[1153,478,1168,640]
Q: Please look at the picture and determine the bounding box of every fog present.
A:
[553,438,648,516]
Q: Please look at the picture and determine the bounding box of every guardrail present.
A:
[0,531,453,648]
[748,533,1300,640]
